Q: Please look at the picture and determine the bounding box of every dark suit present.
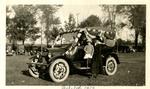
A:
[91,42,103,77]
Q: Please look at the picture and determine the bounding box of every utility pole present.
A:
[39,10,43,54]
[76,13,79,27]
[41,25,43,54]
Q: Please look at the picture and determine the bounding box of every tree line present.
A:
[6,5,146,50]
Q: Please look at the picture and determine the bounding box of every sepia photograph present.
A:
[6,4,146,86]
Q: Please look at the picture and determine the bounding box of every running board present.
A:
[27,62,48,66]
[76,67,90,70]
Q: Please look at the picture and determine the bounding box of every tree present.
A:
[79,15,101,28]
[6,15,18,50]
[101,5,132,29]
[100,5,117,30]
[101,5,146,49]
[6,5,40,46]
[44,26,59,42]
[64,13,76,31]
[129,5,146,48]
[115,5,146,48]
[36,5,61,47]
[6,6,16,45]
[51,26,60,40]
[30,35,41,45]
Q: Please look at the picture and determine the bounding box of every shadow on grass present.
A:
[21,69,92,82]
[21,70,52,82]
[22,70,31,77]
[72,69,92,78]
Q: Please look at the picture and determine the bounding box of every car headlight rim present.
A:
[36,53,40,58]
[48,53,52,58]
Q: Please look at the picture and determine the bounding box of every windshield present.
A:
[54,32,78,45]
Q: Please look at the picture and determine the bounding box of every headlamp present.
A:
[32,58,38,63]
[36,53,40,58]
[48,53,52,58]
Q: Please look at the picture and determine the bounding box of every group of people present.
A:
[84,30,104,78]
[65,28,106,78]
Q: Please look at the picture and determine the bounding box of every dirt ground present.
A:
[6,52,145,86]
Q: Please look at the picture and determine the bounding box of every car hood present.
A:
[47,44,71,56]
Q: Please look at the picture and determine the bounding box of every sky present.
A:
[55,5,105,26]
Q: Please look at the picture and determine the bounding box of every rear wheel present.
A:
[104,56,117,75]
[49,59,70,83]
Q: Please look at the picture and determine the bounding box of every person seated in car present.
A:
[103,31,116,47]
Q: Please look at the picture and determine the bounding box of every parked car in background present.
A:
[6,44,15,56]
[17,45,25,55]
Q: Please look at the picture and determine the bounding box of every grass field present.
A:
[6,52,145,86]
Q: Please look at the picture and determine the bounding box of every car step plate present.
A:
[77,67,90,70]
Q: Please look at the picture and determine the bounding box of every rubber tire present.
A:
[49,59,70,83]
[105,56,117,76]
[28,67,39,78]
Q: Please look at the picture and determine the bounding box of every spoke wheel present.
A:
[28,59,39,78]
[49,59,69,83]
[105,56,117,75]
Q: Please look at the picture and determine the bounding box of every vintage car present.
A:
[27,28,120,83]
[6,44,15,56]
[17,45,25,55]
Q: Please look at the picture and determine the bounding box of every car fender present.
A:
[102,52,120,65]
[48,54,72,66]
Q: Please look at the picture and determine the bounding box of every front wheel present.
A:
[104,56,117,75]
[28,59,39,78]
[49,58,70,83]
[28,66,39,78]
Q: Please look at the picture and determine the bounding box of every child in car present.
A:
[84,40,94,67]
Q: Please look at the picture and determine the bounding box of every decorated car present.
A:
[27,28,120,83]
